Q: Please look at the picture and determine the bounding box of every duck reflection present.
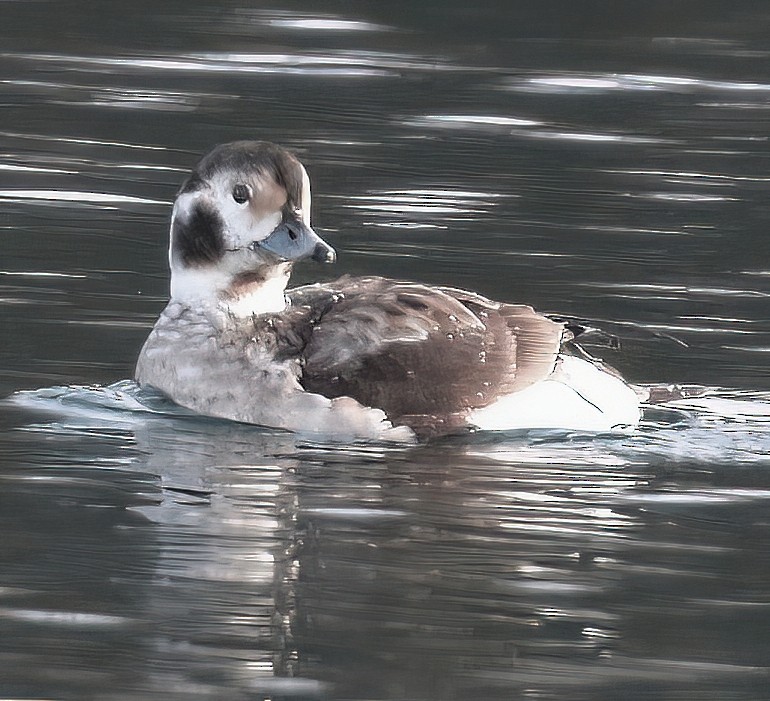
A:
[2,397,767,699]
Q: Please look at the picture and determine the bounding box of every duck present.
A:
[135,140,641,442]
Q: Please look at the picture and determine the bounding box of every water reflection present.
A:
[2,382,770,698]
[232,9,392,34]
[4,50,458,78]
[505,72,770,94]
[405,113,666,145]
[0,190,166,206]
[341,187,511,231]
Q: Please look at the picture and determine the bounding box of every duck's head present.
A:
[168,141,336,316]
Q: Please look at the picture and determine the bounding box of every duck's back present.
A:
[287,276,565,435]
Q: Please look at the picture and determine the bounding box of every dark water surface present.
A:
[2,2,770,699]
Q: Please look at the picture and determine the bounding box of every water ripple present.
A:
[607,169,770,184]
[0,190,167,206]
[0,130,168,152]
[337,188,510,229]
[6,384,770,466]
[232,9,392,33]
[1,79,211,111]
[579,282,770,300]
[405,113,666,144]
[504,72,770,94]
[405,114,542,128]
[0,162,74,175]
[5,49,460,78]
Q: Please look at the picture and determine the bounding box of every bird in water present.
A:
[135,141,642,442]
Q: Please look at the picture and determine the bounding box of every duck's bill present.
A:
[252,219,336,264]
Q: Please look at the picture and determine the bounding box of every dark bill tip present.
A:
[312,241,337,264]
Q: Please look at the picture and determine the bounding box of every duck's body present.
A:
[136,141,640,442]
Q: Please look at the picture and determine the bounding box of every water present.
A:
[2,2,770,699]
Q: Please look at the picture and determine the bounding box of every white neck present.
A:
[220,271,290,317]
[170,264,291,318]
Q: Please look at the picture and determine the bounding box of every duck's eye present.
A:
[232,183,251,205]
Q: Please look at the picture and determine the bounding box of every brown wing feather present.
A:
[436,286,565,392]
[285,277,565,436]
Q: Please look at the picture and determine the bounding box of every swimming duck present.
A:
[135,141,641,442]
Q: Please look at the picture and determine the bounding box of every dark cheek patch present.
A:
[172,204,226,267]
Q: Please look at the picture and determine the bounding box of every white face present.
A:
[169,164,312,271]
[165,144,319,315]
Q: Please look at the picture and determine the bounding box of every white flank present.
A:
[469,355,641,432]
